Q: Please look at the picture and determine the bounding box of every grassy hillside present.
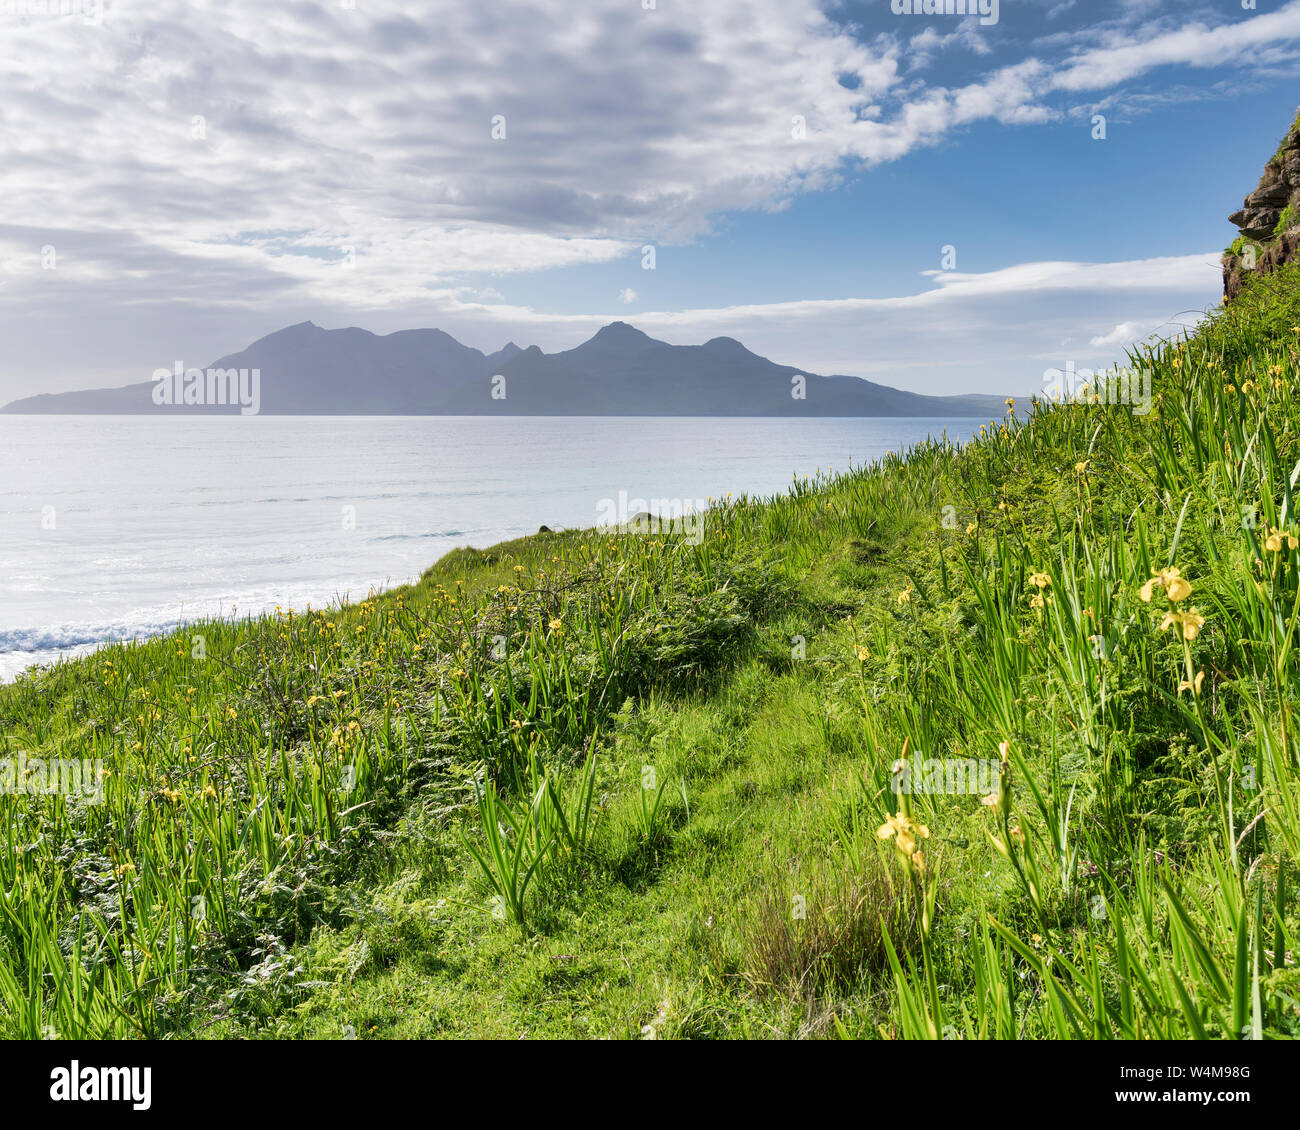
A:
[4,264,1300,1040]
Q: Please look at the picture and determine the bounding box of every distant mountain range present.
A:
[1,320,1008,417]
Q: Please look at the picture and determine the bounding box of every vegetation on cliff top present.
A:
[3,262,1300,1039]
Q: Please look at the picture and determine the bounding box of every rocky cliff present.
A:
[1223,107,1300,301]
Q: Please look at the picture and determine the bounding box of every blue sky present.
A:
[1,0,1299,402]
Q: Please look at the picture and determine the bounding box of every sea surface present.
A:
[0,415,987,681]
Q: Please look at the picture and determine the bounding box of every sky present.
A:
[2,0,1299,403]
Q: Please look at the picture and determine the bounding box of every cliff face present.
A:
[1223,108,1300,301]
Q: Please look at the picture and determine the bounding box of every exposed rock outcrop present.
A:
[1223,107,1300,301]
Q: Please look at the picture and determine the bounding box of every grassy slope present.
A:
[4,264,1300,1039]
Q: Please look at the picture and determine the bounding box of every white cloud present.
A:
[618,288,638,304]
[1089,321,1153,348]
[909,20,994,70]
[0,0,908,311]
[1047,5,1300,92]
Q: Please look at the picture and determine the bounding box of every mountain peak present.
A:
[259,320,322,342]
[591,321,649,342]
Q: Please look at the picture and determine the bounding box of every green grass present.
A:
[5,262,1300,1039]
[1269,108,1300,167]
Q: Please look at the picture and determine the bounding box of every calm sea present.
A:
[0,415,986,680]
